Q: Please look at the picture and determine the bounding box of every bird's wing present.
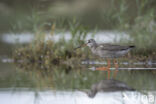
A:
[96,43,131,51]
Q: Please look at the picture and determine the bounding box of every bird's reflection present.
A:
[86,79,135,98]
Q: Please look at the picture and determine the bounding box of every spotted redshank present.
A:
[75,39,135,79]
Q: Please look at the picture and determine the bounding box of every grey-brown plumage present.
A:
[86,39,135,58]
[87,79,135,98]
[75,39,135,79]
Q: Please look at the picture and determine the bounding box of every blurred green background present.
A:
[0,0,156,32]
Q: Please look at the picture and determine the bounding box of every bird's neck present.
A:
[90,43,97,49]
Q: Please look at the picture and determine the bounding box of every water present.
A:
[1,31,129,44]
[0,89,155,104]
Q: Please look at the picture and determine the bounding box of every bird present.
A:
[86,79,135,98]
[75,39,135,79]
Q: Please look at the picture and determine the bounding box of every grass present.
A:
[130,11,156,54]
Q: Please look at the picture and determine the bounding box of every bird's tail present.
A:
[129,45,135,48]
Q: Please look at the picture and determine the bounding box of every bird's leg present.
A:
[107,59,111,79]
[96,59,111,79]
[113,59,118,77]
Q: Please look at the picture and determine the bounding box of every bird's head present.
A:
[74,39,96,50]
[86,39,96,48]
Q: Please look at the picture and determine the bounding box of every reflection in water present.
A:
[82,60,156,66]
[82,60,156,70]
[1,58,14,63]
[1,57,156,90]
[86,79,135,98]
[0,89,155,104]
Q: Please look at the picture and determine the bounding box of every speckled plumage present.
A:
[86,39,135,58]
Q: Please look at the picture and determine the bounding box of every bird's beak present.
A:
[74,43,87,50]
[81,43,87,47]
